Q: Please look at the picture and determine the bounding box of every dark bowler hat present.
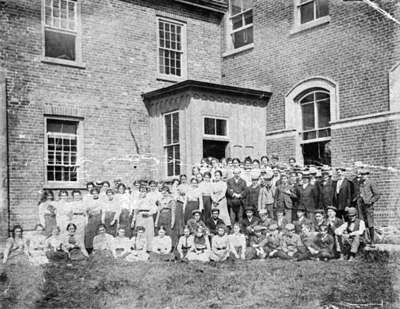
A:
[347,207,357,216]
[211,208,220,214]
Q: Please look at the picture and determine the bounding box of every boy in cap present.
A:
[293,207,313,234]
[276,208,289,231]
[276,223,302,260]
[359,169,381,244]
[187,210,208,235]
[258,208,276,229]
[326,206,344,258]
[246,225,267,259]
[260,223,282,258]
[312,224,335,261]
[335,207,366,261]
[241,207,260,239]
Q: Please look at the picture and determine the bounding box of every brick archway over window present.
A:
[285,77,339,165]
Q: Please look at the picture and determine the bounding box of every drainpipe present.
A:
[0,69,9,238]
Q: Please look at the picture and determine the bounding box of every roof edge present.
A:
[174,0,228,13]
[142,80,272,105]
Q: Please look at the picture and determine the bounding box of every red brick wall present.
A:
[1,0,223,229]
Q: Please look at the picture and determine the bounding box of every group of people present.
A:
[2,154,381,265]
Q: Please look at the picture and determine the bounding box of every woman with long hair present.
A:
[2,225,28,264]
[38,190,57,236]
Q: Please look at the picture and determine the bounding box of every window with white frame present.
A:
[158,18,186,79]
[204,117,227,137]
[229,0,253,49]
[164,112,180,177]
[46,118,80,182]
[43,0,80,62]
[298,88,331,142]
[296,0,329,25]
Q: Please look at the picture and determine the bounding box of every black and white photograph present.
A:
[0,0,400,308]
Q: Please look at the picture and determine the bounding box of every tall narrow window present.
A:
[164,112,180,177]
[229,0,253,49]
[298,88,331,165]
[43,0,81,63]
[158,18,186,80]
[46,118,80,182]
[296,0,329,25]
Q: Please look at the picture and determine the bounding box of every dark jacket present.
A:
[318,179,335,210]
[226,177,248,208]
[240,216,260,236]
[333,178,352,211]
[296,184,319,212]
[245,185,261,210]
[275,183,296,210]
[205,217,225,235]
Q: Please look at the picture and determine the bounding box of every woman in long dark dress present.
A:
[155,186,177,247]
[199,172,213,222]
[85,187,103,251]
[175,175,188,237]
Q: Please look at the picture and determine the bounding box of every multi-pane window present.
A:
[46,119,79,182]
[204,118,227,137]
[44,0,79,61]
[164,112,180,177]
[158,19,185,78]
[299,89,331,141]
[297,0,329,25]
[229,0,253,49]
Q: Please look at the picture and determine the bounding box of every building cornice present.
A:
[142,80,272,107]
[174,0,228,13]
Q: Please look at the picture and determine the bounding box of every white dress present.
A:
[211,181,231,226]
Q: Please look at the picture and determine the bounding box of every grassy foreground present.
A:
[0,251,399,309]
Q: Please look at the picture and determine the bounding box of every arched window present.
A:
[298,88,331,141]
[285,77,337,166]
[297,88,331,165]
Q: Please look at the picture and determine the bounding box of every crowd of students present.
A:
[2,155,381,265]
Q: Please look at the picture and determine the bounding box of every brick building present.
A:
[0,0,399,235]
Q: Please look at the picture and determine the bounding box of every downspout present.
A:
[0,69,9,238]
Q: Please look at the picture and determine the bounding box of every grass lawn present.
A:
[1,251,399,309]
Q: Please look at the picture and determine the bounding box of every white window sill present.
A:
[222,43,254,58]
[44,182,85,190]
[290,16,330,35]
[157,74,186,83]
[41,57,86,69]
[203,135,230,141]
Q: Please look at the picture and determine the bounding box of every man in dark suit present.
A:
[205,208,225,236]
[226,168,248,224]
[296,172,319,218]
[333,167,352,220]
[318,171,335,211]
[240,207,260,241]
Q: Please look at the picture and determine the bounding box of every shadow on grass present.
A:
[321,251,399,309]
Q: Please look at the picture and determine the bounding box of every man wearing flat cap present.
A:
[275,223,302,260]
[326,206,344,258]
[335,207,366,261]
[187,209,208,235]
[227,168,248,224]
[258,171,276,219]
[359,169,381,244]
[241,207,260,240]
[333,167,352,220]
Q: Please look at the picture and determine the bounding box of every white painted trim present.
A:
[389,61,400,113]
[330,111,400,129]
[266,129,297,139]
[222,43,254,58]
[291,0,330,35]
[156,16,187,81]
